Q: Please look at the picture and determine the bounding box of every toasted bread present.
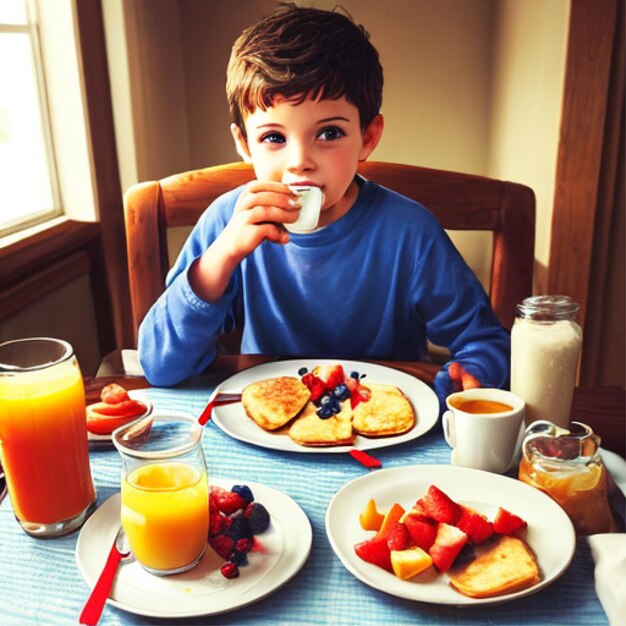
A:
[241,376,310,431]
[448,535,541,598]
[288,400,355,446]
[351,383,415,436]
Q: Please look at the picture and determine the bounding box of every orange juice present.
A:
[121,462,209,572]
[0,361,95,525]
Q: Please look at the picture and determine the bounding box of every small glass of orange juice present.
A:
[112,410,209,576]
[0,337,96,537]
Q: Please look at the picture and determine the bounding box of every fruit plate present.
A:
[325,464,576,606]
[211,359,439,453]
[76,478,312,619]
[87,390,152,446]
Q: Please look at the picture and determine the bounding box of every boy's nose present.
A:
[286,142,314,172]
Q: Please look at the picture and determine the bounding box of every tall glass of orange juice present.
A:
[112,410,209,575]
[0,338,96,537]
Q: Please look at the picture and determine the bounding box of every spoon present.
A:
[79,526,131,625]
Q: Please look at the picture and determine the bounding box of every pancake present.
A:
[289,400,355,446]
[241,376,310,431]
[351,383,415,436]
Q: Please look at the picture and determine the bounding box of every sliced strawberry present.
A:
[210,485,246,515]
[455,505,494,544]
[493,507,528,537]
[428,523,468,572]
[350,386,371,408]
[404,513,438,552]
[314,364,345,390]
[417,485,461,525]
[386,522,411,552]
[354,536,393,572]
[100,382,130,404]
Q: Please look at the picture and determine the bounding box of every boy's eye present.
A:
[260,132,286,144]
[317,126,345,141]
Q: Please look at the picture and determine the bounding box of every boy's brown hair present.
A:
[226,2,383,136]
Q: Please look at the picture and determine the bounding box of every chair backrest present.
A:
[124,161,535,346]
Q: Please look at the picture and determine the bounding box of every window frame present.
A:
[0,0,63,238]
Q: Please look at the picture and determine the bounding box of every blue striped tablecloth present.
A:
[0,374,611,626]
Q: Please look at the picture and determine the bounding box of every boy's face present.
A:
[231,95,383,227]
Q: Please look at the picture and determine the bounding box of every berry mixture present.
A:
[299,364,371,419]
[209,484,271,579]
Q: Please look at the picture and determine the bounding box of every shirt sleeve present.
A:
[411,218,511,406]
[137,191,241,386]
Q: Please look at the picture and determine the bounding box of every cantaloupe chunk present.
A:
[391,546,433,579]
[375,503,406,539]
[359,498,385,531]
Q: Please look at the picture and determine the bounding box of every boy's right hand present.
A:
[219,181,300,260]
[188,181,300,302]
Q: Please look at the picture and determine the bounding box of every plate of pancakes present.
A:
[211,359,439,453]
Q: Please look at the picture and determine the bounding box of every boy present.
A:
[138,3,510,403]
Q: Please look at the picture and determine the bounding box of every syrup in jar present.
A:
[518,421,617,535]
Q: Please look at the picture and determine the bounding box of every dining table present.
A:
[0,353,624,626]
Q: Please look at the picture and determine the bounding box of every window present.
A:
[0,0,61,237]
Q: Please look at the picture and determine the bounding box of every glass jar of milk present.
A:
[511,295,583,428]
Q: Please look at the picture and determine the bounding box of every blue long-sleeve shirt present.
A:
[138,176,510,403]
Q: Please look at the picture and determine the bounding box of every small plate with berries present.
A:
[76,479,312,619]
[325,464,575,605]
[211,359,439,453]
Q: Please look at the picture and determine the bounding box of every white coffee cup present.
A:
[285,186,322,233]
[442,388,525,474]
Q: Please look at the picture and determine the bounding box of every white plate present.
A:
[76,478,311,619]
[87,390,152,445]
[212,359,439,453]
[325,464,576,606]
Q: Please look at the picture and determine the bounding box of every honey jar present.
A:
[518,420,618,535]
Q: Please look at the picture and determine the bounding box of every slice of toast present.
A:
[448,535,541,598]
[288,400,355,446]
[351,383,415,436]
[241,376,310,431]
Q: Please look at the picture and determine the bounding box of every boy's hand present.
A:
[220,181,300,260]
[448,362,481,390]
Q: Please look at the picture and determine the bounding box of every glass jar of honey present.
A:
[519,420,617,535]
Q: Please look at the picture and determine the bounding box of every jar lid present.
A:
[516,295,579,320]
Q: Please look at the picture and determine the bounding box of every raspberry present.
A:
[235,537,253,554]
[210,485,246,515]
[244,502,270,534]
[208,533,234,559]
[220,561,239,579]
[209,509,227,535]
[231,484,254,504]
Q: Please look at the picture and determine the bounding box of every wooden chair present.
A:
[123,161,535,348]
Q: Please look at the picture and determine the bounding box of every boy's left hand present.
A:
[448,362,480,390]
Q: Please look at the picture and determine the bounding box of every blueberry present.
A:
[231,484,254,504]
[328,396,341,413]
[316,405,333,419]
[298,367,308,376]
[227,511,253,540]
[333,383,350,401]
[244,502,271,534]
[320,394,332,406]
[229,550,249,566]
[350,371,360,380]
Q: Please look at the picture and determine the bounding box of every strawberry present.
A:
[428,523,468,573]
[354,536,393,572]
[314,364,345,390]
[386,522,411,552]
[455,505,494,544]
[301,373,326,402]
[210,485,246,515]
[209,509,227,535]
[403,513,438,552]
[417,485,461,525]
[493,507,528,537]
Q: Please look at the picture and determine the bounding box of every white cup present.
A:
[442,388,525,474]
[285,186,322,233]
